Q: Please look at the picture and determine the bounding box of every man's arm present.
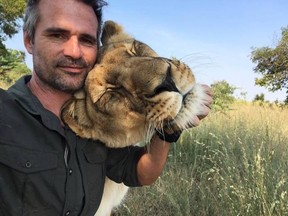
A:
[137,135,170,185]
[137,84,213,185]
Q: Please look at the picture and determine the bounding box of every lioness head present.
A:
[61,20,206,148]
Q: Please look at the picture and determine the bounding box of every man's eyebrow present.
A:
[44,27,69,34]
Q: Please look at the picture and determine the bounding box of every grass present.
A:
[113,102,288,216]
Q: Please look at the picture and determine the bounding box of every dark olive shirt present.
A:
[0,76,143,216]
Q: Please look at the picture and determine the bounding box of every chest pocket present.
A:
[0,143,59,216]
[0,143,58,174]
[83,140,107,164]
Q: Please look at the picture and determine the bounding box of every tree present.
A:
[253,93,265,102]
[0,0,26,54]
[251,27,288,102]
[210,80,236,112]
[0,49,31,89]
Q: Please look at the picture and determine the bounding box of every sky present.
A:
[4,0,288,102]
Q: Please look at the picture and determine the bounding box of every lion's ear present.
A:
[132,40,159,57]
[101,20,123,45]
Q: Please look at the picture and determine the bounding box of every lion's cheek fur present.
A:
[171,84,207,130]
[62,95,147,148]
[146,92,183,125]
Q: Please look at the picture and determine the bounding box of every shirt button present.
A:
[69,169,73,175]
[65,210,71,216]
[25,161,32,168]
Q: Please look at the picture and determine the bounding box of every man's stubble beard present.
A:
[34,65,88,93]
[33,55,90,94]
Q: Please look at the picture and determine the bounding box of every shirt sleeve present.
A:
[106,146,145,187]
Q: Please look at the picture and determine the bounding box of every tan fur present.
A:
[61,20,208,216]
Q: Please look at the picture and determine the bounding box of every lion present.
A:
[61,20,209,216]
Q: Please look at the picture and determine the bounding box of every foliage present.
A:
[0,49,31,89]
[0,0,26,54]
[251,27,288,102]
[210,80,236,112]
[115,103,288,216]
[253,93,265,102]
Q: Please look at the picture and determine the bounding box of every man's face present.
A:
[25,0,98,93]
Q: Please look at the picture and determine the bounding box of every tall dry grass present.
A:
[114,102,288,216]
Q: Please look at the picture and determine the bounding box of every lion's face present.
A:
[61,21,205,148]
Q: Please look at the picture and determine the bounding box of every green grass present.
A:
[114,102,288,216]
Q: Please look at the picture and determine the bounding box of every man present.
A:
[0,0,212,215]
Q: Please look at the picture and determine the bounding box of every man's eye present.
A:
[80,37,97,47]
[49,33,67,40]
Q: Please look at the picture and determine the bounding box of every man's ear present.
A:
[23,31,33,54]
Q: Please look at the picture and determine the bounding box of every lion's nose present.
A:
[154,64,179,95]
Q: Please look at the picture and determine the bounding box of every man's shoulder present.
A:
[0,88,13,102]
[0,75,30,100]
[7,75,31,95]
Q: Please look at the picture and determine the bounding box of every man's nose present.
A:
[63,36,82,59]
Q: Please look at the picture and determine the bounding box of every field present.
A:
[114,102,288,216]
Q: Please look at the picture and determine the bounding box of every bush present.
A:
[210,80,236,112]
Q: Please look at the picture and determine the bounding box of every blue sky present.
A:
[5,0,288,101]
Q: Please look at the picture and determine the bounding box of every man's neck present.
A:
[27,74,72,119]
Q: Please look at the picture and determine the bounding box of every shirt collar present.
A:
[7,75,41,115]
[7,75,65,135]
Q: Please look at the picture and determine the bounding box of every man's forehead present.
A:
[37,0,98,36]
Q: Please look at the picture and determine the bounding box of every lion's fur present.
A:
[61,20,207,216]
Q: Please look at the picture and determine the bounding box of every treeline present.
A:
[0,0,31,88]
